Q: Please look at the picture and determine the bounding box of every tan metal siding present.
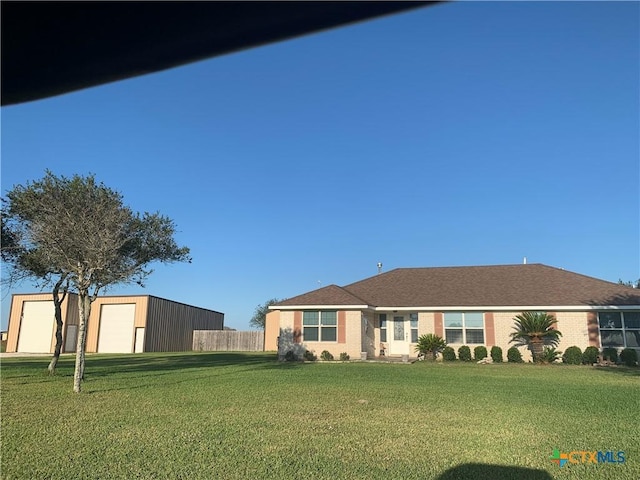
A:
[85,296,149,353]
[145,296,223,352]
[6,293,78,353]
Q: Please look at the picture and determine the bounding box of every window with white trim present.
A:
[303,311,337,342]
[599,311,640,348]
[444,312,484,344]
[379,314,387,343]
[410,313,419,343]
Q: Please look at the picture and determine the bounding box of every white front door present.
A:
[388,315,410,355]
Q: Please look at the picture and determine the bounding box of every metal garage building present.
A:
[6,293,224,353]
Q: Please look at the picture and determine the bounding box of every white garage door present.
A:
[97,304,135,353]
[17,301,55,353]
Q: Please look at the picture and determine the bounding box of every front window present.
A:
[599,312,640,348]
[303,311,337,342]
[410,313,419,343]
[444,312,485,344]
[380,314,387,343]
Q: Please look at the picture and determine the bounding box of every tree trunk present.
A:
[73,292,91,393]
[48,282,67,375]
[530,338,544,363]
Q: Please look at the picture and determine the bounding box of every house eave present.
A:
[269,304,640,312]
[269,304,373,311]
[374,305,640,311]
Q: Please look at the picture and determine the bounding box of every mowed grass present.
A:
[1,353,638,480]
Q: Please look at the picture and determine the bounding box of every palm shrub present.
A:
[507,347,523,363]
[582,346,599,365]
[510,311,562,363]
[303,350,317,361]
[415,334,447,361]
[620,348,638,367]
[562,346,583,365]
[474,346,488,361]
[602,347,618,363]
[540,347,562,364]
[339,352,350,361]
[458,345,472,362]
[442,346,456,362]
[490,346,503,363]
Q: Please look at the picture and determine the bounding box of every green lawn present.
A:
[1,353,638,479]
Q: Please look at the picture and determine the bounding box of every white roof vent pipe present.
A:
[377,262,383,274]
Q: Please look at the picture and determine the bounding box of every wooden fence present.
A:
[193,330,264,352]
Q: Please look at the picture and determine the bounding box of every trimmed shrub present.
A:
[562,346,583,365]
[284,350,296,362]
[474,346,488,361]
[620,348,638,367]
[339,352,350,361]
[442,346,456,362]
[320,350,334,361]
[582,346,599,365]
[602,347,618,364]
[303,350,317,362]
[458,346,472,362]
[507,347,523,363]
[490,346,503,363]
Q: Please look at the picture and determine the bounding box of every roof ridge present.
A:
[534,263,631,288]
[343,263,550,289]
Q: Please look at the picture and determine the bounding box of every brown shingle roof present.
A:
[275,264,640,308]
[276,284,370,307]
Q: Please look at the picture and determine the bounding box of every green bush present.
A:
[320,350,334,361]
[490,346,503,363]
[458,346,472,362]
[507,347,523,363]
[602,347,618,363]
[339,352,350,361]
[284,350,296,362]
[582,346,599,365]
[474,346,488,361]
[620,348,638,367]
[303,350,317,362]
[442,346,456,362]
[562,346,583,365]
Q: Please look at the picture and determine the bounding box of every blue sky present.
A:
[2,2,639,330]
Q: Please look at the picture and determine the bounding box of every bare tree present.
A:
[3,171,190,392]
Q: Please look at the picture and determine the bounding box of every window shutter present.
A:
[484,312,495,346]
[294,311,302,344]
[434,312,443,337]
[338,311,346,343]
[587,312,600,347]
